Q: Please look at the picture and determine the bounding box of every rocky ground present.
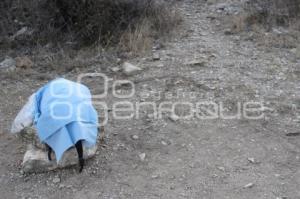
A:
[0,0,300,198]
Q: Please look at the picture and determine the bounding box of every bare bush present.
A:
[0,0,180,50]
[243,0,300,30]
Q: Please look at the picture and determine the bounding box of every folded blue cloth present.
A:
[33,78,99,162]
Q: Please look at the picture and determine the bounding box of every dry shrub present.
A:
[120,19,154,53]
[119,3,181,53]
[0,0,181,51]
[239,0,300,31]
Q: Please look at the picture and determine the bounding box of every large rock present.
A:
[22,145,97,173]
[19,127,98,173]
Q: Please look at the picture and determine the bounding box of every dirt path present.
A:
[0,0,300,198]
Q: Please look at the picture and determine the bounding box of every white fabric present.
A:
[11,94,35,134]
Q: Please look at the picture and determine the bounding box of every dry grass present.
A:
[119,4,181,53]
[225,0,300,49]
[119,19,154,54]
[0,0,181,52]
[231,0,300,32]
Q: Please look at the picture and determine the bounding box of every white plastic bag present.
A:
[11,93,35,134]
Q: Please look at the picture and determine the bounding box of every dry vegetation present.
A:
[227,0,300,49]
[231,0,300,32]
[0,0,181,52]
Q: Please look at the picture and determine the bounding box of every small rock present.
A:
[247,157,255,163]
[53,177,61,184]
[132,164,138,169]
[59,184,66,189]
[116,58,122,64]
[185,59,207,67]
[110,67,121,72]
[132,135,139,140]
[66,185,73,189]
[122,62,142,75]
[0,57,16,72]
[139,153,146,161]
[291,46,300,58]
[243,183,254,188]
[217,166,225,172]
[224,29,234,35]
[161,141,168,146]
[152,53,160,61]
[151,174,159,179]
[157,63,164,67]
[15,56,33,69]
[169,115,179,122]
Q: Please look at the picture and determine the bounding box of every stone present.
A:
[217,166,225,172]
[291,45,300,58]
[224,29,234,35]
[0,57,16,72]
[131,135,139,140]
[152,53,160,61]
[247,157,255,163]
[161,141,168,146]
[21,144,98,173]
[110,67,121,72]
[122,62,142,75]
[151,174,159,179]
[116,58,122,64]
[19,127,98,173]
[185,59,207,67]
[169,115,179,122]
[59,184,66,189]
[53,177,61,184]
[139,153,146,161]
[15,56,33,69]
[243,183,254,188]
[157,63,164,67]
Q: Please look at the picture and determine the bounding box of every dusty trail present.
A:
[0,0,299,198]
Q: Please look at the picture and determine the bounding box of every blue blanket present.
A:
[33,78,99,162]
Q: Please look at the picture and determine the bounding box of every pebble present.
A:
[247,157,255,163]
[139,153,146,161]
[185,59,207,67]
[157,63,164,67]
[0,57,16,72]
[169,115,179,122]
[243,183,254,188]
[132,135,139,140]
[122,62,142,75]
[152,53,160,61]
[217,166,225,172]
[151,174,159,179]
[59,184,66,189]
[53,177,61,184]
[110,67,121,72]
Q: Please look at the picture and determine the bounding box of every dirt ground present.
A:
[0,0,300,198]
